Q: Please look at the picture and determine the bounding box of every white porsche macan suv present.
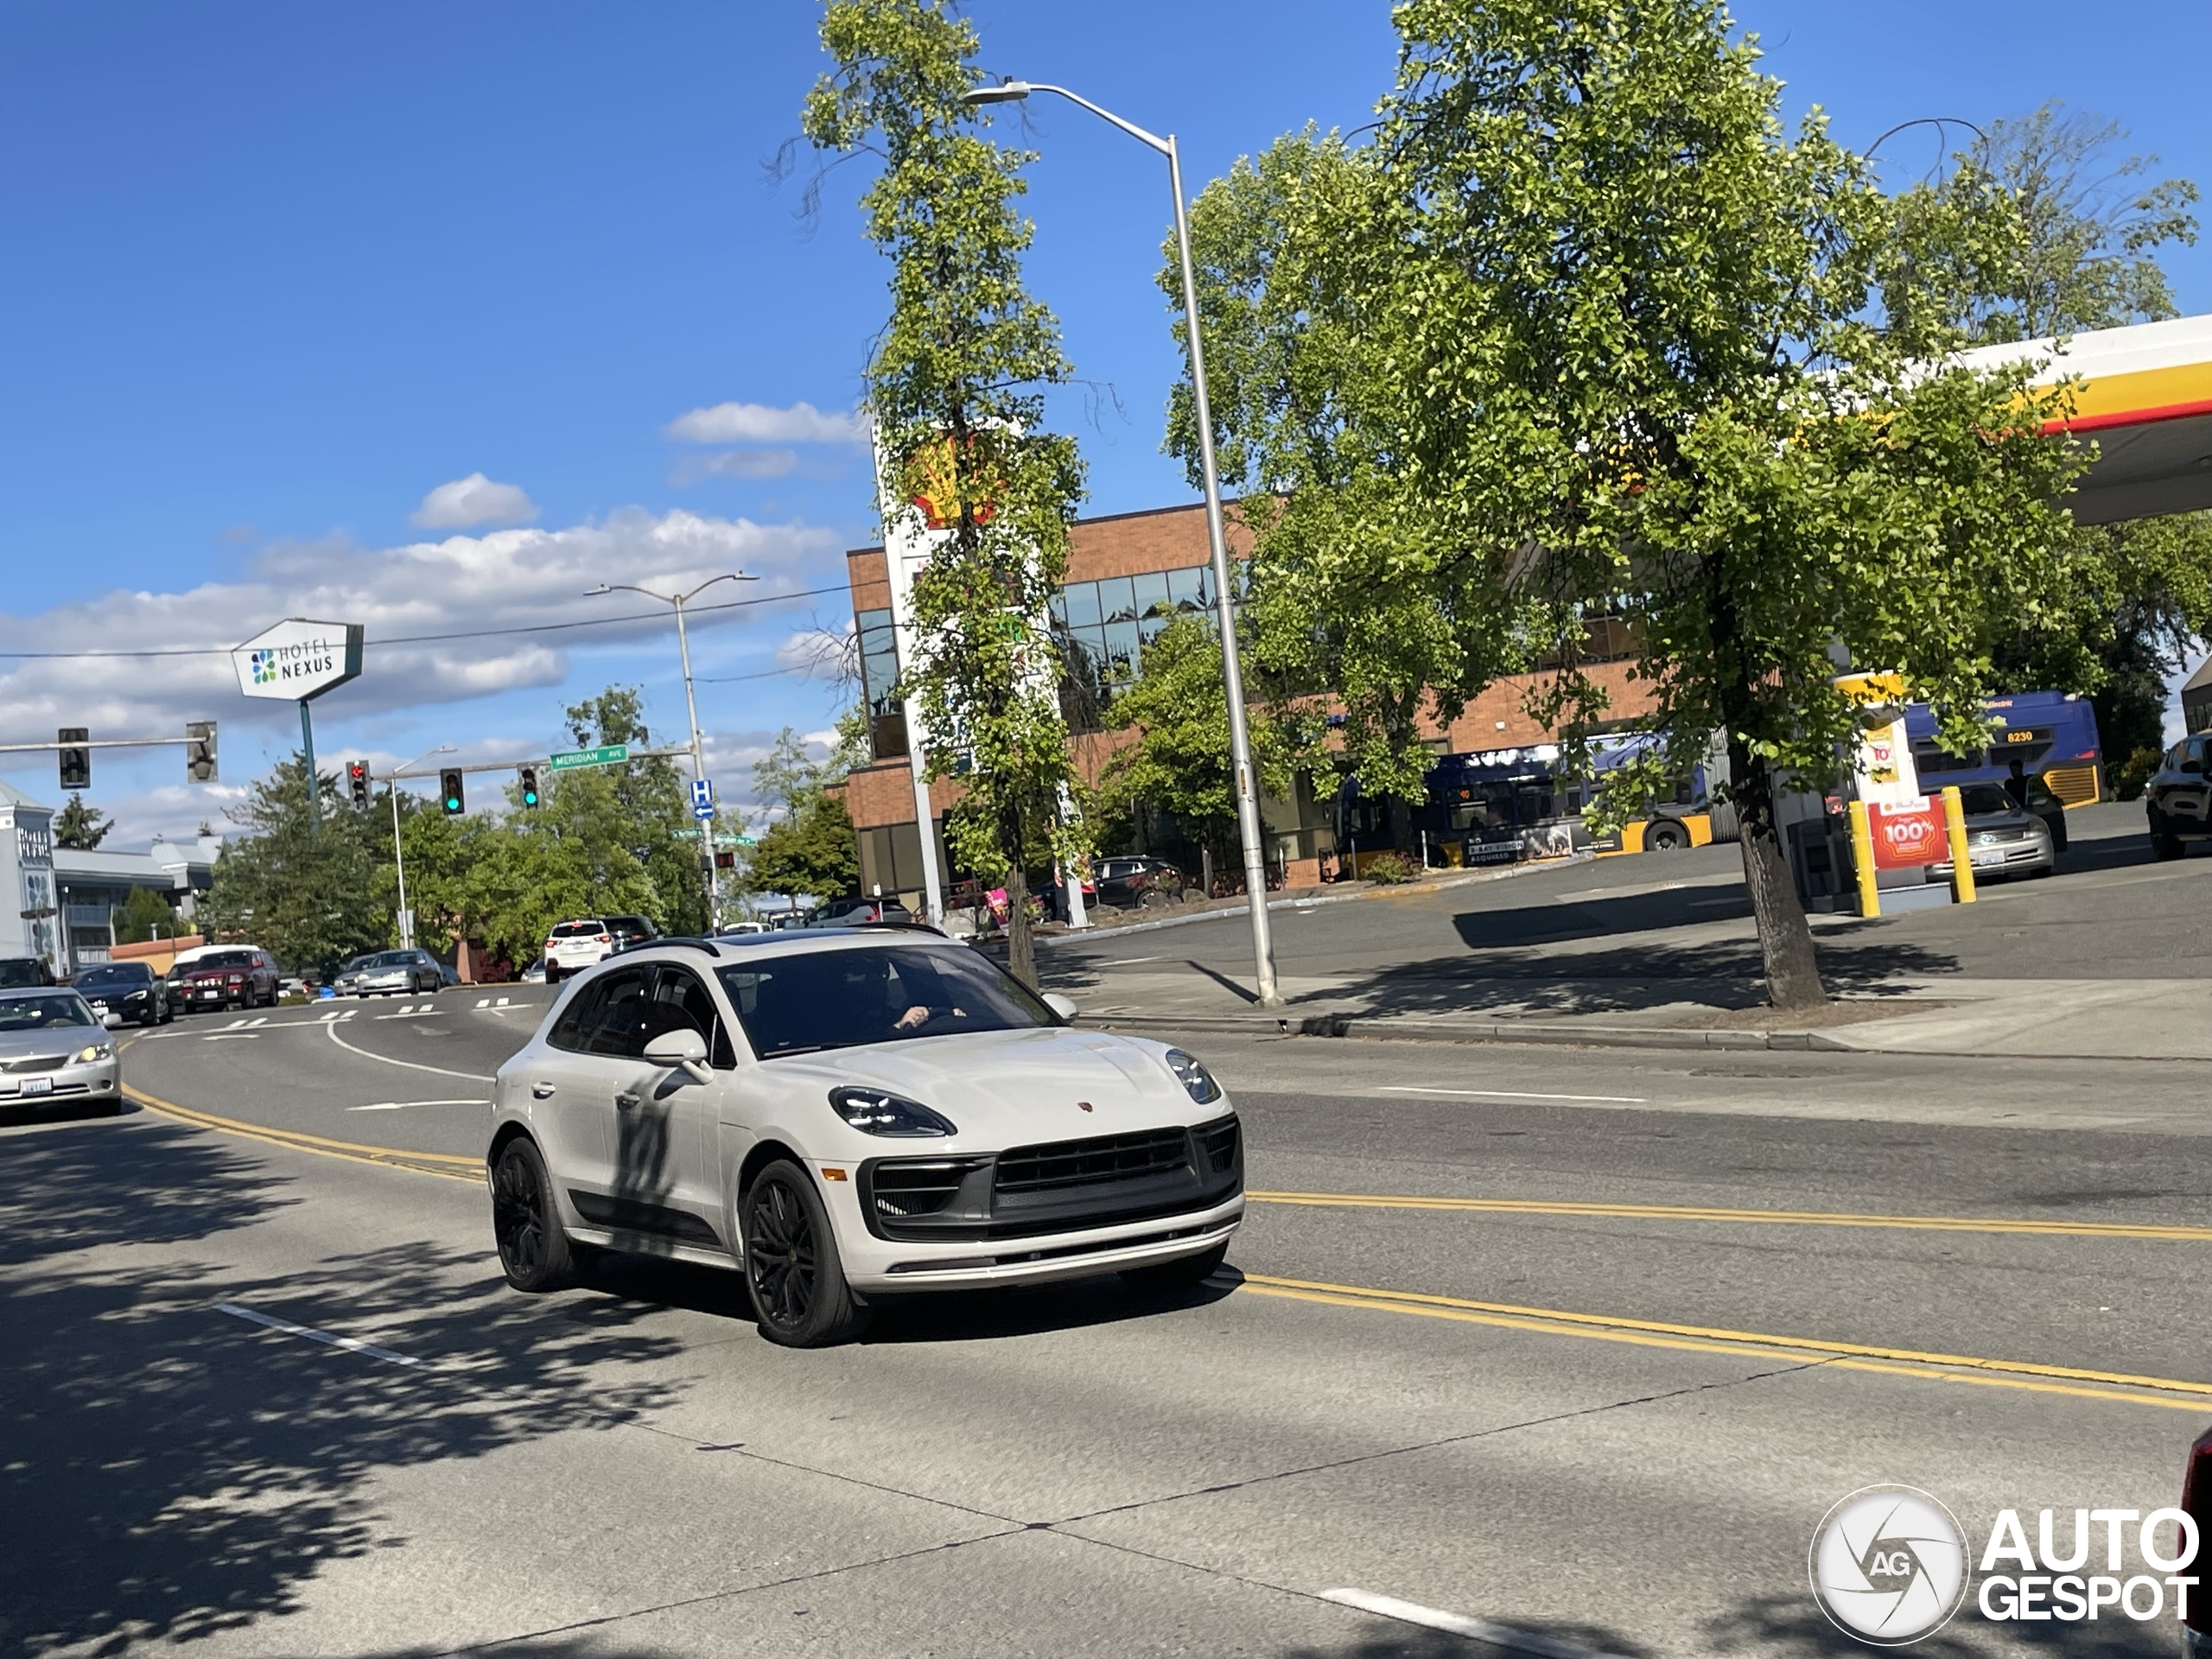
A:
[485,930,1243,1345]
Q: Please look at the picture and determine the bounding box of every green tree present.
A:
[111,886,178,945]
[742,727,861,905]
[201,754,391,972]
[1185,0,2087,1008]
[804,0,1089,987]
[1099,617,1304,875]
[1894,105,2209,767]
[51,794,111,851]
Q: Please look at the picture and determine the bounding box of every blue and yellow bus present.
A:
[1905,690,2103,807]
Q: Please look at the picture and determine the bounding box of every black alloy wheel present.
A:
[491,1138,579,1293]
[743,1160,864,1347]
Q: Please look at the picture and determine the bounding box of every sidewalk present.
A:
[1065,964,2204,1063]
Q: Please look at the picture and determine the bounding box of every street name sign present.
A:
[549,744,628,772]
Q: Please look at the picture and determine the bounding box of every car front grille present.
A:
[3,1055,67,1074]
[1194,1116,1240,1176]
[870,1158,987,1220]
[993,1127,1192,1196]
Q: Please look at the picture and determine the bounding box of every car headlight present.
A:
[829,1087,957,1137]
[73,1044,113,1064]
[1163,1048,1221,1104]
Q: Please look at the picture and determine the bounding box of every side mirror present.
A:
[1041,992,1079,1023]
[644,1027,713,1084]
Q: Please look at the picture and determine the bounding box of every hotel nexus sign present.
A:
[231,619,365,702]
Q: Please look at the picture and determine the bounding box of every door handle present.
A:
[531,1081,556,1099]
[614,1091,641,1110]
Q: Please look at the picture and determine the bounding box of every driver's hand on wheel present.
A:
[893,1004,931,1032]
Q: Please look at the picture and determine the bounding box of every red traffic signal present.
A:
[346,760,371,809]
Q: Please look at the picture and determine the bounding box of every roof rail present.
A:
[632,936,723,957]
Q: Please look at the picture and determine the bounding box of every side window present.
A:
[585,969,653,1058]
[547,977,611,1052]
[647,965,737,1069]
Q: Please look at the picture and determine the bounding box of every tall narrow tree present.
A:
[804,0,1087,987]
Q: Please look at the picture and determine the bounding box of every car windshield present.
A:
[0,960,48,988]
[0,994,94,1031]
[74,965,149,988]
[1960,785,2016,816]
[196,950,260,969]
[717,944,1054,1058]
[368,951,414,969]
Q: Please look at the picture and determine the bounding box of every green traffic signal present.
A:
[518,766,540,809]
[439,768,465,816]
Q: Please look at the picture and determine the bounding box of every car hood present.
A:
[759,1026,1211,1144]
[1964,807,2043,833]
[0,1029,93,1062]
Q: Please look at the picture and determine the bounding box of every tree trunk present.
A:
[1004,863,1036,988]
[1727,735,1827,1011]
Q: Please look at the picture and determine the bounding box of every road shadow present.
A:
[1279,1616,1654,1656]
[1703,1591,2170,1655]
[1303,936,1962,1019]
[0,1117,690,1659]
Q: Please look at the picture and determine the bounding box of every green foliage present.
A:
[111,886,178,945]
[742,727,861,903]
[1098,616,1305,861]
[805,0,1088,985]
[1357,851,1421,886]
[2113,745,2162,802]
[1175,0,2089,1007]
[202,756,392,973]
[51,794,111,851]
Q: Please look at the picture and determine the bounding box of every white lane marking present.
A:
[323,1018,494,1082]
[474,997,491,1009]
[1322,1589,1630,1659]
[1380,1085,1648,1104]
[495,996,509,1007]
[200,1033,260,1042]
[215,1301,426,1369]
[346,1098,489,1112]
[223,1018,248,1030]
[246,1016,267,1027]
[1099,955,1171,967]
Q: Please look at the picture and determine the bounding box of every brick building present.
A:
[839,500,1654,905]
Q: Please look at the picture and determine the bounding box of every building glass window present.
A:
[1064,582,1103,628]
[1168,566,1207,613]
[1132,571,1172,623]
[1097,575,1138,625]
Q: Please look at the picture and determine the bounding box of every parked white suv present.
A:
[542,918,615,984]
[484,933,1243,1345]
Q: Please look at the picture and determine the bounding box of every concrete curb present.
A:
[1077,1010,1857,1053]
[1036,852,1599,948]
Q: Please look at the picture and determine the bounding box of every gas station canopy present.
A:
[1957,313,2212,525]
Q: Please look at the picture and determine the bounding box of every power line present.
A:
[0,582,851,662]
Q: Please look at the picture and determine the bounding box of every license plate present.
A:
[200,988,221,998]
[22,1077,51,1096]
[90,1001,107,1014]
[1970,849,2005,867]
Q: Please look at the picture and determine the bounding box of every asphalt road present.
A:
[3,966,2202,1658]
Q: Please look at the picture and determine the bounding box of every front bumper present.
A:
[1930,838,2051,879]
[0,1055,121,1108]
[835,1192,1245,1292]
[180,982,248,1008]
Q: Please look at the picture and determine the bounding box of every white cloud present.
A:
[0,507,844,755]
[664,401,868,446]
[670,448,799,486]
[410,472,540,529]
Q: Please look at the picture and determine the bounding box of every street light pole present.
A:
[586,573,757,931]
[960,79,1280,1005]
[385,743,454,951]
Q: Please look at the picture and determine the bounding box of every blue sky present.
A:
[3,1,2208,842]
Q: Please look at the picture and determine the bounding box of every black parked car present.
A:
[1094,855,1186,907]
[2146,734,2212,859]
[72,961,172,1027]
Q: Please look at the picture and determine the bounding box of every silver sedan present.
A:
[0,988,122,1115]
[1926,783,2056,882]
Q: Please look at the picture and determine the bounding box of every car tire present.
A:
[1645,821,1689,852]
[491,1138,579,1293]
[1122,1241,1230,1293]
[742,1160,867,1348]
[544,966,562,986]
[2153,832,2185,861]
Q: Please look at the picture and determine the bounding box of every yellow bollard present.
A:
[1942,785,1976,904]
[1848,798,1879,918]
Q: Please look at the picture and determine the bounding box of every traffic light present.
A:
[347,760,371,809]
[714,849,736,869]
[58,728,90,791]
[518,766,540,809]
[185,721,218,784]
[440,769,466,815]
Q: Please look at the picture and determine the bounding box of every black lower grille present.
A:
[870,1159,983,1220]
[993,1128,1191,1196]
[1195,1116,1239,1176]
